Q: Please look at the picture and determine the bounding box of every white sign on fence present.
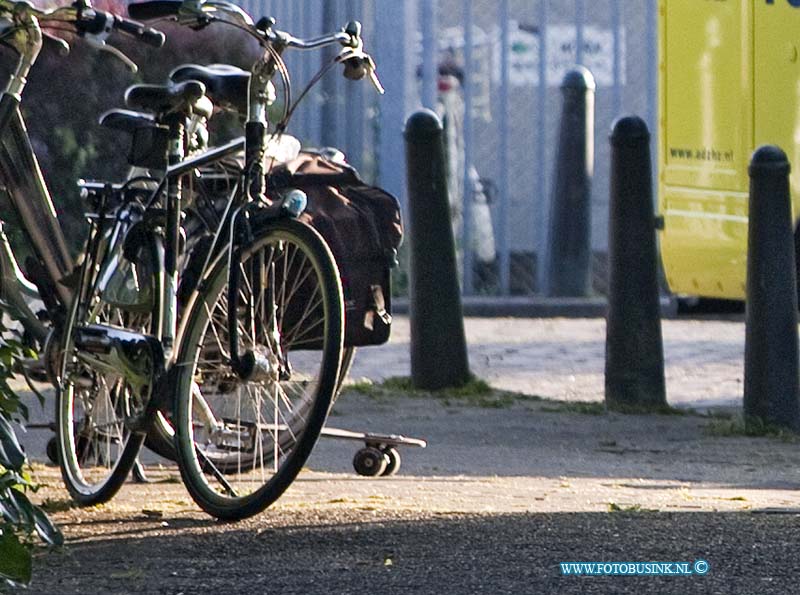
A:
[502,22,627,88]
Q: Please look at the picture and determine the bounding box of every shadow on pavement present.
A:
[31,510,800,594]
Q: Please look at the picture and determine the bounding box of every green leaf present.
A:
[1,470,32,491]
[0,470,22,490]
[30,505,63,547]
[0,416,26,471]
[0,392,18,413]
[18,469,32,486]
[0,493,21,525]
[7,490,62,546]
[7,489,34,531]
[16,400,28,422]
[0,528,32,586]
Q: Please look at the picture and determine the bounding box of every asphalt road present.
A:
[31,509,800,594]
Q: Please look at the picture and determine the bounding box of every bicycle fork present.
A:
[226,208,283,383]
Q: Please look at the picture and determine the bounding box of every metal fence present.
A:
[235,0,659,297]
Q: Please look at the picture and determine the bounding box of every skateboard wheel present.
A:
[353,446,387,477]
[381,447,401,476]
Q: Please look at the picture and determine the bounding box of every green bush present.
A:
[0,322,62,588]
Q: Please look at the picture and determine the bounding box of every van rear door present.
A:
[659,0,752,298]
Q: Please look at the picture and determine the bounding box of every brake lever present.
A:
[367,58,385,95]
[85,36,138,73]
[340,47,385,95]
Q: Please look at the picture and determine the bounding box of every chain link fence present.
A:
[235,0,658,298]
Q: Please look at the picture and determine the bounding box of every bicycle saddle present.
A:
[169,64,250,115]
[98,109,155,134]
[125,80,212,118]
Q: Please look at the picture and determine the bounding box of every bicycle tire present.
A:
[143,411,176,460]
[173,217,343,520]
[332,346,356,405]
[55,231,161,506]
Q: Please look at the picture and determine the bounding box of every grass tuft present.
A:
[607,402,690,416]
[607,502,658,513]
[381,376,415,392]
[705,416,797,442]
[39,498,78,513]
[347,380,378,395]
[540,402,607,416]
[343,375,522,409]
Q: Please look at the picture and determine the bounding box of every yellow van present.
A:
[658,0,800,299]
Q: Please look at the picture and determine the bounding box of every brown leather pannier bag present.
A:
[267,152,403,347]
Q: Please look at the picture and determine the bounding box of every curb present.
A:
[392,296,678,319]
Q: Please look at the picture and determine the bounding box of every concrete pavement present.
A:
[347,315,746,410]
[18,314,748,464]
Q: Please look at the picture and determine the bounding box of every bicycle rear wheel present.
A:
[55,237,161,506]
[173,218,343,520]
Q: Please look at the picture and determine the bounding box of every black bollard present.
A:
[404,109,471,390]
[744,146,800,431]
[605,116,666,411]
[545,67,596,297]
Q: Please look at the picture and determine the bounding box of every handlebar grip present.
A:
[128,1,184,21]
[114,16,166,48]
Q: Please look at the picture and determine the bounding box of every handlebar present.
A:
[128,0,383,93]
[0,0,165,51]
[93,12,166,48]
[130,0,354,49]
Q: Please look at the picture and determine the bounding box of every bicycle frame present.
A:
[149,135,245,360]
[0,103,74,316]
[0,1,77,339]
[0,0,165,349]
[0,128,72,344]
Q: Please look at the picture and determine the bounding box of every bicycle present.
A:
[0,0,166,498]
[109,0,382,519]
[0,0,379,519]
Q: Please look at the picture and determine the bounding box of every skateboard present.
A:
[320,426,427,477]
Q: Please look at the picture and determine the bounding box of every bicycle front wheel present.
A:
[173,218,343,520]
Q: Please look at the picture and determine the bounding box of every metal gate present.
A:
[234,0,659,298]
